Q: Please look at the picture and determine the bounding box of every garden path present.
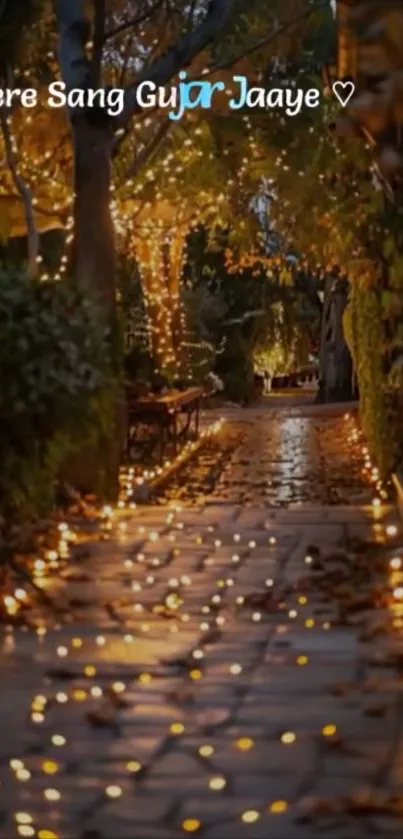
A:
[1,397,403,839]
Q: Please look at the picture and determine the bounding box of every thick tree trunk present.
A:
[62,117,123,498]
[73,118,116,317]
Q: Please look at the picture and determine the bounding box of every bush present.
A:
[215,332,255,403]
[344,280,402,477]
[0,270,113,522]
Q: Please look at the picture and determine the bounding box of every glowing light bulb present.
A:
[51,735,66,746]
[281,731,296,744]
[199,745,214,757]
[241,810,260,823]
[322,724,337,737]
[182,820,201,833]
[236,737,254,750]
[44,789,60,801]
[208,776,226,790]
[105,785,122,798]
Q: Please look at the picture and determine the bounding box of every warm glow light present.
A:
[281,732,296,744]
[51,735,66,746]
[322,724,337,737]
[16,769,31,781]
[127,761,142,773]
[236,737,254,751]
[199,745,214,757]
[241,810,260,823]
[182,819,201,832]
[15,814,33,825]
[105,785,122,798]
[390,558,402,570]
[17,827,34,838]
[44,789,60,801]
[170,722,184,734]
[386,525,398,537]
[208,776,226,790]
[72,689,86,701]
[42,760,58,775]
[297,655,308,665]
[269,800,288,813]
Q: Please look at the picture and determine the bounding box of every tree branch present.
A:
[54,0,92,92]
[208,0,330,74]
[124,118,171,180]
[104,1,165,41]
[91,0,106,85]
[0,108,39,278]
[119,0,235,128]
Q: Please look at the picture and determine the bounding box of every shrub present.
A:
[215,332,255,403]
[0,269,113,522]
[344,280,401,477]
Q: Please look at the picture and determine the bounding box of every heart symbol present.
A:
[332,80,355,108]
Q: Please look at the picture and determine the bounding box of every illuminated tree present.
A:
[0,0,334,491]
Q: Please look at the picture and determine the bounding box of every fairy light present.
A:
[182,820,201,833]
[208,776,226,790]
[51,735,66,747]
[242,810,260,823]
[386,525,398,537]
[269,800,288,813]
[44,789,60,802]
[42,760,59,775]
[236,737,254,750]
[170,722,184,734]
[105,785,122,799]
[322,724,337,737]
[127,761,142,773]
[281,731,296,744]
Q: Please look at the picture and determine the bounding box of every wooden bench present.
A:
[126,386,203,464]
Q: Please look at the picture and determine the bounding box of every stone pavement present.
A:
[1,402,403,839]
[162,397,370,507]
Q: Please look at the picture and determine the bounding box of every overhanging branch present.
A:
[119,0,235,128]
[104,0,165,40]
[0,108,39,277]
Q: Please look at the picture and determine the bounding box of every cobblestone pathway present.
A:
[161,398,370,506]
[1,402,403,839]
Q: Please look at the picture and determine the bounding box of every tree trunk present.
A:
[62,116,123,499]
[317,274,354,403]
[167,232,188,375]
[0,108,39,279]
[73,117,116,317]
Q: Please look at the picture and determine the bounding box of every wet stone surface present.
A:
[1,399,402,838]
[159,398,370,507]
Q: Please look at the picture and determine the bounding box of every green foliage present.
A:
[344,281,401,478]
[0,269,113,521]
[184,227,318,402]
[215,330,255,404]
[0,0,40,75]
